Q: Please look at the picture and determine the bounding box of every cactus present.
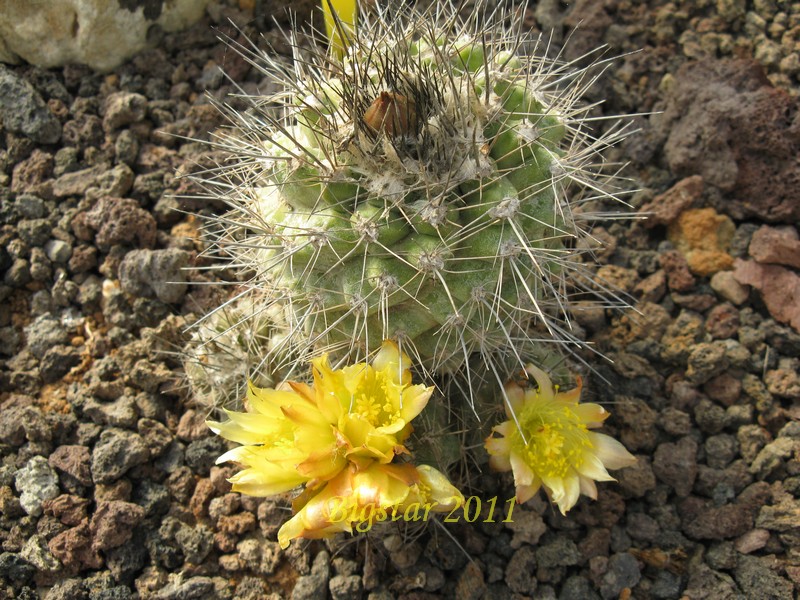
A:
[183,294,293,410]
[198,2,630,400]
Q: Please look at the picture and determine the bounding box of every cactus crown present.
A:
[199,1,633,402]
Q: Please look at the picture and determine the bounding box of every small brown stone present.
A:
[43,494,90,526]
[748,225,800,269]
[659,250,696,292]
[734,259,800,332]
[90,500,146,552]
[177,409,210,442]
[641,175,703,227]
[49,445,92,486]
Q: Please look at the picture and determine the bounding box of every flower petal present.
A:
[509,451,535,488]
[588,432,637,470]
[523,364,555,402]
[573,402,610,427]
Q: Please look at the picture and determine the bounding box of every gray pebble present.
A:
[734,555,794,599]
[174,522,214,564]
[686,342,730,384]
[4,257,31,286]
[54,146,80,176]
[24,313,69,359]
[106,534,148,586]
[91,428,150,484]
[14,455,60,516]
[40,345,82,383]
[20,534,60,572]
[704,434,739,469]
[600,552,641,600]
[115,130,139,166]
[559,575,600,600]
[83,395,139,428]
[18,218,52,247]
[118,248,189,304]
[292,550,330,600]
[184,436,225,476]
[653,437,698,496]
[694,399,727,435]
[43,578,86,600]
[650,570,684,600]
[505,545,537,594]
[329,575,362,600]
[749,437,796,479]
[536,537,581,568]
[44,239,73,264]
[0,552,36,586]
[0,64,62,144]
[14,194,46,219]
[155,577,215,600]
[30,247,53,281]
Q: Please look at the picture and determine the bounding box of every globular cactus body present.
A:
[204,2,629,386]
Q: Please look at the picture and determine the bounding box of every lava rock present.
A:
[14,455,60,516]
[90,428,150,484]
[0,64,61,143]
[118,248,189,304]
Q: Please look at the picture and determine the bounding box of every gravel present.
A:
[1,0,799,598]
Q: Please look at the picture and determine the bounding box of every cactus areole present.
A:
[205,2,628,381]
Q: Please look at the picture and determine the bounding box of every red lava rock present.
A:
[734,528,770,554]
[615,456,657,498]
[217,512,256,536]
[703,373,742,407]
[43,494,91,526]
[733,259,800,333]
[48,518,103,571]
[176,409,209,442]
[49,445,93,486]
[640,175,703,227]
[94,478,133,504]
[635,270,666,303]
[10,149,54,194]
[652,437,698,497]
[660,59,800,224]
[214,531,238,554]
[659,250,696,292]
[52,165,105,198]
[68,245,98,274]
[190,478,216,519]
[71,195,157,251]
[705,303,740,339]
[748,225,800,270]
[90,500,146,552]
[0,486,23,519]
[680,496,754,540]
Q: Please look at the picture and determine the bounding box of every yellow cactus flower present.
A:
[208,340,433,495]
[485,365,636,515]
[277,461,464,548]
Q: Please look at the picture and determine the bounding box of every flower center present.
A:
[512,396,593,480]
[351,370,400,427]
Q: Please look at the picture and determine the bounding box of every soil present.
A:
[1,1,799,599]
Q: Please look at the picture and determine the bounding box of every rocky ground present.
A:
[1,0,799,599]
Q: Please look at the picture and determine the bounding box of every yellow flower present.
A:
[277,461,464,548]
[208,340,434,495]
[485,365,636,515]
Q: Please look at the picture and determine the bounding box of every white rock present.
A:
[14,455,60,516]
[0,0,211,72]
